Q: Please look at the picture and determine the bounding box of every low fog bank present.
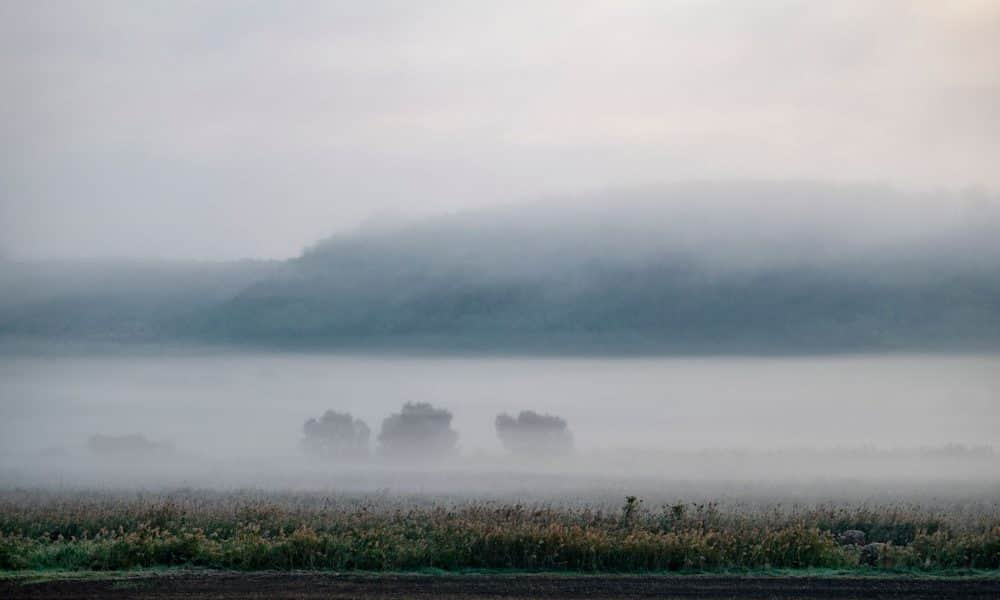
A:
[2,182,999,353]
[4,360,997,493]
[3,352,996,471]
[2,443,998,496]
[4,381,998,492]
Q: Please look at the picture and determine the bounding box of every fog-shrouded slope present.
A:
[4,182,1000,352]
[0,259,280,342]
[198,182,1000,352]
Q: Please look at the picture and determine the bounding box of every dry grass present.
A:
[1,490,998,572]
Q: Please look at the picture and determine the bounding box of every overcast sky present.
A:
[2,1,999,260]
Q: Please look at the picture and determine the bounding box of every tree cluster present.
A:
[301,404,574,461]
[495,410,574,456]
[301,410,371,459]
[377,402,459,459]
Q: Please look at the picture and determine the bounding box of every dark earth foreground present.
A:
[4,573,1000,600]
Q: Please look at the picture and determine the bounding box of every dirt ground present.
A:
[4,573,1000,600]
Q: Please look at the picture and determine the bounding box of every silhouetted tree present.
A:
[378,402,458,459]
[495,410,573,456]
[301,410,371,459]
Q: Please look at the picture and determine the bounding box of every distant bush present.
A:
[495,410,573,457]
[378,402,458,459]
[87,434,173,458]
[301,411,370,459]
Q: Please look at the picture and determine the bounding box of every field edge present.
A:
[4,566,1000,584]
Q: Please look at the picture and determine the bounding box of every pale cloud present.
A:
[2,0,998,259]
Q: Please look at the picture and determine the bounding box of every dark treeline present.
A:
[2,183,999,353]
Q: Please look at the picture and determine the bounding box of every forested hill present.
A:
[3,183,1000,353]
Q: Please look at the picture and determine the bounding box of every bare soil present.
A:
[4,572,1000,600]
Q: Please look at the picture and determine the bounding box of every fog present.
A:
[3,1,1000,260]
[2,183,1000,491]
[2,3,1000,495]
[1,350,998,491]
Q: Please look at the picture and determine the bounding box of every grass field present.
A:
[2,489,999,574]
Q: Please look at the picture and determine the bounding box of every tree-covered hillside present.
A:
[3,183,1000,353]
